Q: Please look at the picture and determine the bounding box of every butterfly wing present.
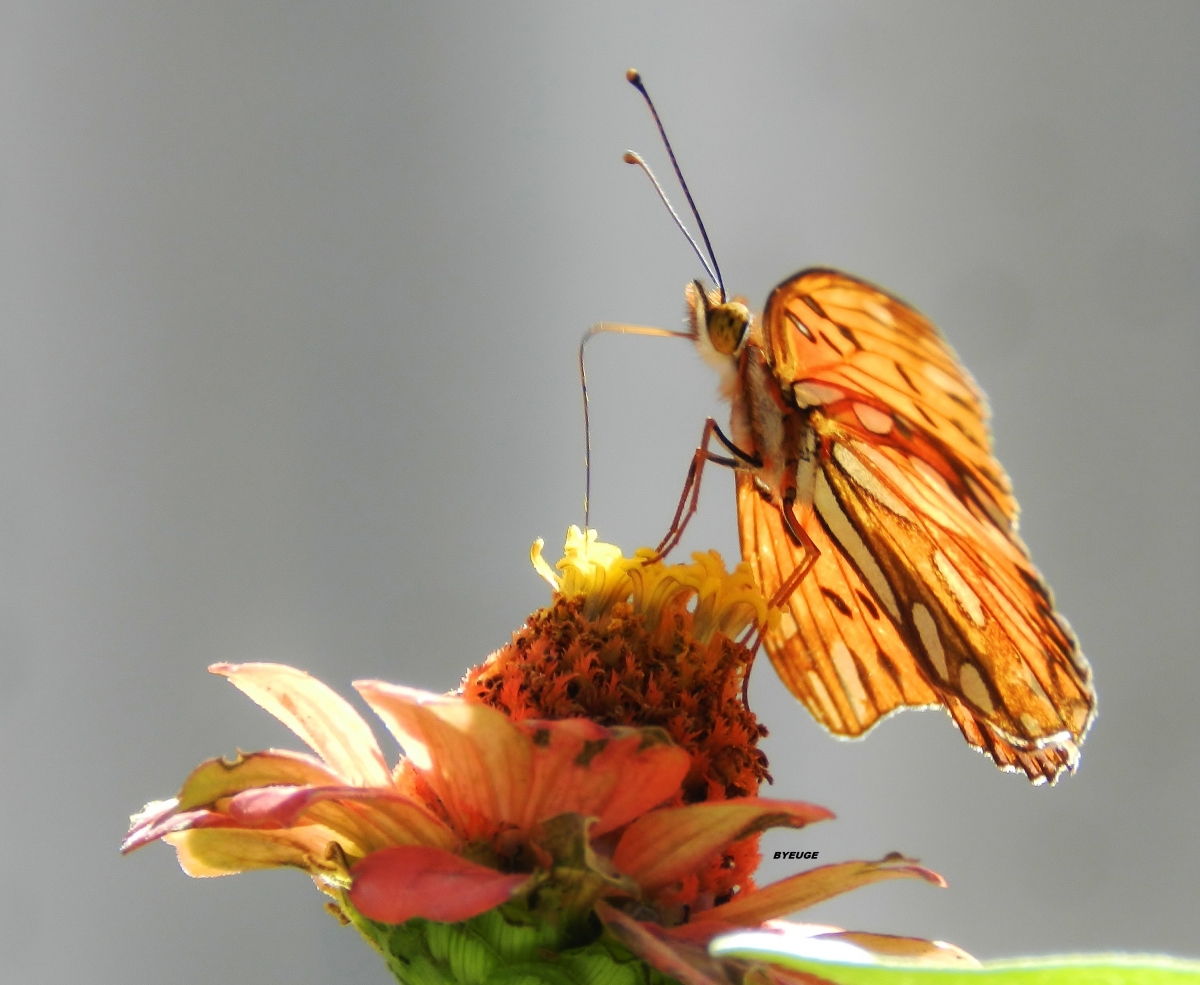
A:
[764,268,1017,534]
[741,269,1095,783]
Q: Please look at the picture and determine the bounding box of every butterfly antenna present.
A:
[579,322,694,530]
[626,68,726,300]
[623,152,718,288]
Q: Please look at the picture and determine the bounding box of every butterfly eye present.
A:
[708,302,750,355]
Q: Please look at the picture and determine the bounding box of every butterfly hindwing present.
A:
[737,472,940,735]
[813,420,1092,781]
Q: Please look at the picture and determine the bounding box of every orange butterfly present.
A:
[604,71,1095,784]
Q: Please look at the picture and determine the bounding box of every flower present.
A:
[464,527,778,909]
[122,530,973,984]
[122,661,836,933]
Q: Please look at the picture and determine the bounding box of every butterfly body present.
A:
[685,269,1095,784]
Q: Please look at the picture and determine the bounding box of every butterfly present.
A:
[605,71,1096,784]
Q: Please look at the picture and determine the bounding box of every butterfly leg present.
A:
[767,498,822,609]
[739,623,767,708]
[652,418,757,560]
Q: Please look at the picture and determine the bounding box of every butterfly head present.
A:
[688,280,750,381]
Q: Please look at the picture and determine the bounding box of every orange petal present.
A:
[211,663,391,787]
[349,845,529,924]
[164,825,343,877]
[693,854,946,927]
[354,682,533,837]
[613,798,833,893]
[178,749,344,810]
[516,719,689,835]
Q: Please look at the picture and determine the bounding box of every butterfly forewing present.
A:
[766,270,1018,528]
[741,269,1095,783]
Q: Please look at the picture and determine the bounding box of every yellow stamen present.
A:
[531,527,772,640]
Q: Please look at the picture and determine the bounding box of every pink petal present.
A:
[354,682,532,838]
[613,798,833,893]
[349,845,528,924]
[178,749,344,811]
[122,802,229,854]
[693,855,946,927]
[516,719,689,835]
[123,799,183,853]
[211,663,392,787]
[224,784,457,854]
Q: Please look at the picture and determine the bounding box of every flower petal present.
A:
[516,719,689,836]
[816,930,976,966]
[224,785,457,854]
[613,798,833,893]
[164,825,343,877]
[177,749,344,811]
[349,845,529,924]
[595,901,727,985]
[211,663,391,787]
[693,855,946,927]
[354,682,532,838]
[709,919,979,968]
[123,799,185,853]
[124,805,230,855]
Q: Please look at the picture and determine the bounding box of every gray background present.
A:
[3,2,1198,982]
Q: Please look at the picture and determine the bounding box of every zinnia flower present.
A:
[123,529,970,984]
[463,527,777,911]
[122,660,841,919]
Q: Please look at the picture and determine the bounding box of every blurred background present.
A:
[3,2,1198,981]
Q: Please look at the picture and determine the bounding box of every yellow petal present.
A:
[178,749,344,811]
[210,663,392,788]
[164,825,347,877]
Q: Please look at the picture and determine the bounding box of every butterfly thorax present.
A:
[687,281,814,519]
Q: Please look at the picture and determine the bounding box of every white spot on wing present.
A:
[966,475,1011,533]
[831,641,871,727]
[794,426,817,510]
[794,381,844,408]
[832,443,914,520]
[813,471,901,623]
[912,603,948,679]
[923,362,973,401]
[959,663,994,714]
[933,551,985,627]
[806,671,843,730]
[853,402,893,435]
[786,308,815,341]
